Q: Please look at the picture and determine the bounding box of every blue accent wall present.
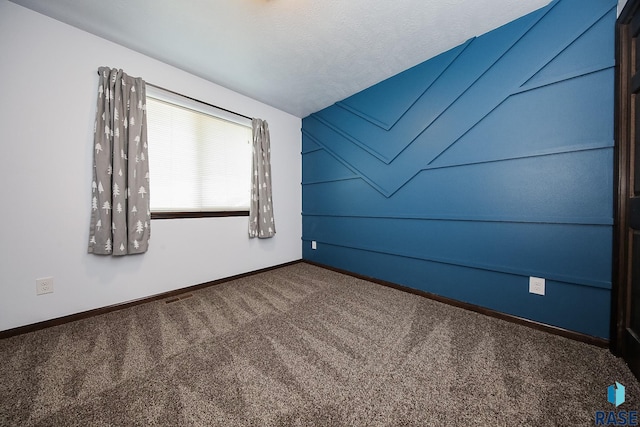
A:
[301,0,615,339]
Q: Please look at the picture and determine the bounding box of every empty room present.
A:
[1,0,640,425]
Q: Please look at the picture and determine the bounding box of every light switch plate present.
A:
[311,241,317,250]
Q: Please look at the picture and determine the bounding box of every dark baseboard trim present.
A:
[304,260,609,348]
[3,258,609,348]
[0,260,303,340]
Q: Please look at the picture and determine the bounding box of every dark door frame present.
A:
[612,0,639,357]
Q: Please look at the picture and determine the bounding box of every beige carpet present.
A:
[0,262,638,426]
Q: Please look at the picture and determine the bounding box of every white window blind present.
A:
[146,87,252,213]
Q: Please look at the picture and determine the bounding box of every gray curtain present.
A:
[249,118,276,238]
[88,67,150,255]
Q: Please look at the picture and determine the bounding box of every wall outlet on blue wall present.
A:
[529,277,545,296]
[312,241,317,250]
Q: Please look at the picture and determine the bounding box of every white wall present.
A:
[619,0,629,16]
[0,1,302,332]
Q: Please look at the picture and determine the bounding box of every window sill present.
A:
[151,211,249,220]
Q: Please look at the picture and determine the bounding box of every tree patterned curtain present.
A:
[248,118,276,238]
[88,67,150,255]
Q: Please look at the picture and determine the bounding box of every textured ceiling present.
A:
[10,0,552,117]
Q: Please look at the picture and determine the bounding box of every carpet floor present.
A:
[0,262,638,426]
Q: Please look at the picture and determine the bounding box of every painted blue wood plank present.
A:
[301,122,391,194]
[337,42,467,131]
[303,149,613,224]
[386,0,614,190]
[306,0,614,196]
[313,9,545,164]
[302,217,611,288]
[302,150,357,184]
[524,8,615,89]
[431,69,614,167]
[302,133,322,153]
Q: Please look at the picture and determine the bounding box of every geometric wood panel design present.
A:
[302,0,616,339]
[304,0,615,196]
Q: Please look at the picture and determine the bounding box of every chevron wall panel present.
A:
[301,0,616,339]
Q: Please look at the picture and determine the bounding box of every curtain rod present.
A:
[96,71,253,121]
[147,82,253,121]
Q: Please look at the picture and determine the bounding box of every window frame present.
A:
[145,85,253,220]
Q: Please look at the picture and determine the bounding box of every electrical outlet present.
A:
[36,277,54,295]
[312,240,317,250]
[529,276,545,296]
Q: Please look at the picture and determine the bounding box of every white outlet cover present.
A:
[529,276,545,296]
[311,241,317,250]
[36,277,54,295]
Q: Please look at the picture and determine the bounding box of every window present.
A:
[146,86,252,219]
